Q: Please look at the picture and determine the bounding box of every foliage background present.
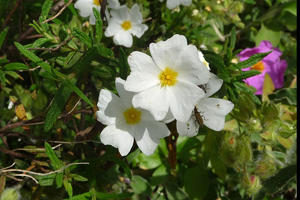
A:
[0,0,297,199]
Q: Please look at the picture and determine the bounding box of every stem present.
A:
[165,121,178,174]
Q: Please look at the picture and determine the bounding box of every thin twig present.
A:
[211,22,225,42]
[10,173,39,184]
[1,162,89,176]
[42,0,73,24]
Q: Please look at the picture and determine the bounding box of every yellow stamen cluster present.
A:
[93,0,102,6]
[123,107,142,125]
[251,61,265,72]
[121,21,132,31]
[159,67,178,87]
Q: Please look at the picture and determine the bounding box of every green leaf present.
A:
[254,24,282,46]
[44,142,62,170]
[226,26,236,62]
[93,7,103,44]
[119,48,130,79]
[262,73,275,102]
[234,70,261,81]
[14,42,65,79]
[130,175,151,195]
[44,82,72,131]
[72,28,92,48]
[235,51,271,69]
[63,179,73,198]
[39,0,53,23]
[64,80,93,107]
[55,173,63,188]
[0,27,9,49]
[3,63,29,71]
[165,181,189,200]
[184,166,209,200]
[35,174,56,186]
[71,174,88,182]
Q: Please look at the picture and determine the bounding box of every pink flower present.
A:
[237,41,287,95]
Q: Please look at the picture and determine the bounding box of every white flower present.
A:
[166,0,192,9]
[124,34,210,122]
[74,0,120,25]
[96,78,170,156]
[198,50,210,71]
[104,4,148,48]
[176,73,234,136]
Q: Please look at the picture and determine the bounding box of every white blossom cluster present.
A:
[97,34,234,156]
[74,0,234,156]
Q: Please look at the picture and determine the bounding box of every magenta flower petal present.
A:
[238,40,287,95]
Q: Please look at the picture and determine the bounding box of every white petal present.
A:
[115,78,135,107]
[149,34,188,70]
[89,13,96,25]
[197,98,234,131]
[169,81,205,122]
[96,89,123,125]
[167,0,180,9]
[130,23,148,38]
[181,0,192,6]
[100,125,134,156]
[125,72,159,93]
[176,115,199,137]
[176,45,210,85]
[134,122,170,155]
[105,19,121,37]
[129,4,143,23]
[110,5,129,22]
[113,31,133,47]
[125,51,160,92]
[132,85,169,121]
[127,51,160,73]
[74,0,93,17]
[198,50,210,71]
[204,73,223,97]
[107,0,120,8]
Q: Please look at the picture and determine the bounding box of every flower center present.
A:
[251,61,265,72]
[159,67,178,87]
[121,21,132,31]
[123,107,142,125]
[93,0,102,6]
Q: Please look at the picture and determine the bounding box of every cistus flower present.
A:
[176,73,234,136]
[159,0,192,9]
[124,34,210,122]
[74,0,120,25]
[96,78,169,156]
[237,40,287,95]
[104,4,148,48]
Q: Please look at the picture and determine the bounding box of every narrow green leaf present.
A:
[0,27,9,49]
[234,70,261,81]
[93,7,103,44]
[35,174,56,186]
[56,173,63,188]
[119,47,130,79]
[72,28,92,48]
[235,51,271,69]
[44,83,72,131]
[14,42,66,79]
[72,174,88,182]
[64,80,93,107]
[3,62,29,71]
[63,179,73,197]
[44,142,62,170]
[39,0,53,23]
